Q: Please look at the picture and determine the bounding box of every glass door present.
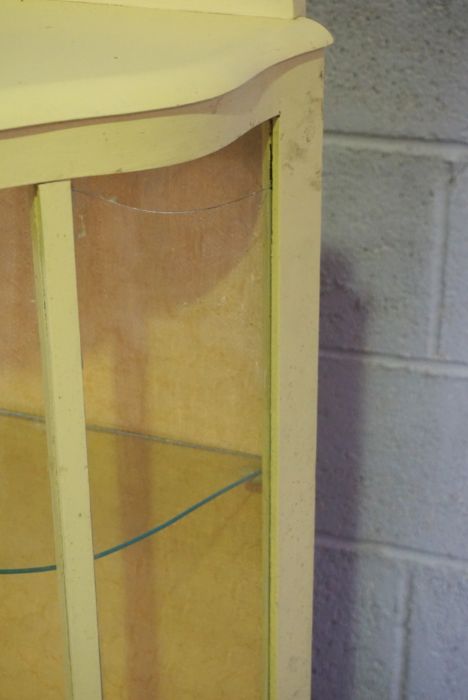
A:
[0,123,272,699]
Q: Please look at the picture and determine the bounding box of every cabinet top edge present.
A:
[47,0,307,20]
[0,0,332,132]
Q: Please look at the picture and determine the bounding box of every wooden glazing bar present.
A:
[31,181,103,700]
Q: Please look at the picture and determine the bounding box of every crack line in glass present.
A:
[71,187,270,215]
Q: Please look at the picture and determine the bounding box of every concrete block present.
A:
[308,0,468,142]
[317,355,468,559]
[313,545,403,700]
[439,164,468,362]
[406,565,468,699]
[320,145,449,356]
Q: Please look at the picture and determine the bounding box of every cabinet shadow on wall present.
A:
[313,247,368,700]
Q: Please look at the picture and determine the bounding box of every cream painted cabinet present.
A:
[0,2,331,698]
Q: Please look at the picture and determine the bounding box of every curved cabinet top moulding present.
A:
[53,0,306,19]
[1,0,332,132]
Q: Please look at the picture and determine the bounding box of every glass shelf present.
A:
[0,412,263,699]
[0,412,261,571]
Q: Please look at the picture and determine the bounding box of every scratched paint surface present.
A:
[0,125,268,698]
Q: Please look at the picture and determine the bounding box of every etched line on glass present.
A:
[71,187,270,216]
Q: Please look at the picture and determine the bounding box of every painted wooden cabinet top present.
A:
[1,0,332,132]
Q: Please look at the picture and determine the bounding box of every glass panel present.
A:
[0,125,270,700]
[72,124,270,699]
[0,186,66,699]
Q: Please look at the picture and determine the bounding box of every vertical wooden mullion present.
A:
[268,56,325,700]
[262,120,274,700]
[31,181,103,700]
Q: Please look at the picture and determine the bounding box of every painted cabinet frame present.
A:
[55,0,307,18]
[0,44,326,700]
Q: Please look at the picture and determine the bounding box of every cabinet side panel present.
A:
[269,56,325,700]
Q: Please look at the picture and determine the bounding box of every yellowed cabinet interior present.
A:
[0,126,268,699]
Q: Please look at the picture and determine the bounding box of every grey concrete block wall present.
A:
[308,0,468,141]
[313,546,405,700]
[317,356,468,560]
[311,1,468,699]
[440,163,468,362]
[406,564,468,700]
[320,146,450,356]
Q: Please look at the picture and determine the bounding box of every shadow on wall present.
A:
[312,248,368,699]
